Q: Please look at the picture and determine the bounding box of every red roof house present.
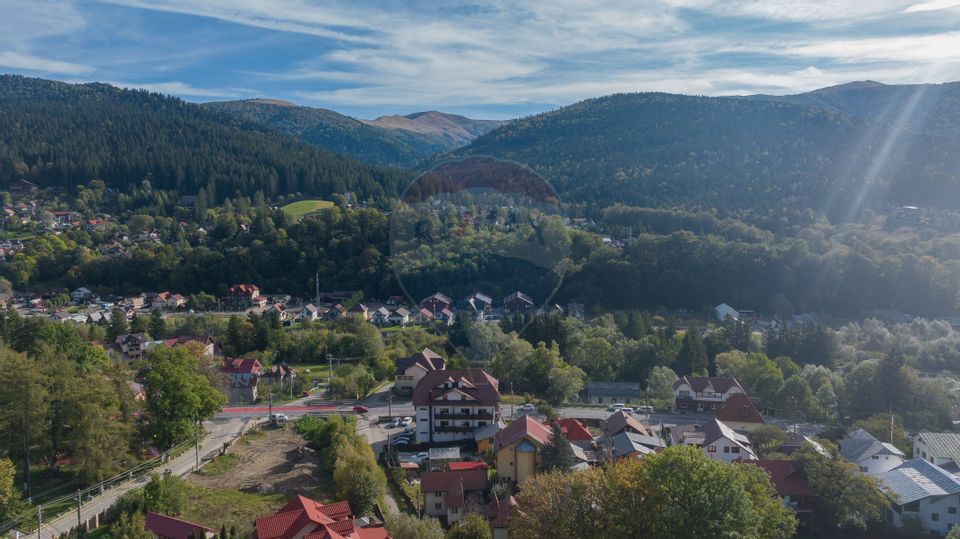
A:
[750,460,813,513]
[421,468,488,524]
[557,418,594,447]
[144,512,216,539]
[447,461,489,471]
[716,392,765,431]
[253,496,389,539]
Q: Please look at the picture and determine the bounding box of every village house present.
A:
[114,333,149,363]
[502,291,534,313]
[485,494,517,539]
[474,420,506,453]
[672,375,747,413]
[495,415,552,484]
[715,392,765,432]
[557,418,594,449]
[225,284,266,310]
[413,369,500,444]
[876,458,960,535]
[913,432,960,473]
[372,306,391,325]
[714,303,739,322]
[670,418,757,462]
[349,303,370,321]
[144,512,216,539]
[297,304,321,322]
[463,292,493,318]
[584,381,643,405]
[163,335,221,357]
[776,432,829,457]
[421,467,488,525]
[252,495,389,539]
[749,461,814,517]
[602,410,651,439]
[394,348,446,394]
[70,287,94,303]
[609,431,667,460]
[420,292,453,315]
[387,306,411,326]
[262,363,296,386]
[220,357,262,403]
[838,428,905,475]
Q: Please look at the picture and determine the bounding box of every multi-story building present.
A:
[672,376,747,412]
[394,348,445,394]
[413,369,500,444]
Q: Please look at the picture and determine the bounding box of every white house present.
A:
[673,376,747,413]
[914,432,960,473]
[70,287,94,303]
[387,307,411,326]
[876,458,960,535]
[413,369,500,444]
[297,304,320,322]
[839,428,905,475]
[670,418,757,462]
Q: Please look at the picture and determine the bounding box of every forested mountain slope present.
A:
[0,76,410,202]
[449,88,960,218]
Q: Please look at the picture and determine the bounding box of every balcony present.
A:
[434,425,476,433]
[434,411,494,420]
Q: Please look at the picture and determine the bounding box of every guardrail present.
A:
[0,438,196,538]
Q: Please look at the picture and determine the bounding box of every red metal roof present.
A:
[448,461,489,471]
[144,512,215,539]
[557,418,593,441]
[495,415,552,451]
[221,357,262,375]
[412,369,499,407]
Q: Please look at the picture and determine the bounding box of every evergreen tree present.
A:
[675,322,707,375]
[149,309,166,340]
[540,422,576,472]
[107,305,128,341]
[129,312,148,335]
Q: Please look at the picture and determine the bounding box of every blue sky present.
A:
[2,0,960,119]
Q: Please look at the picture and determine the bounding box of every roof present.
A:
[420,469,487,508]
[916,432,960,465]
[702,418,752,449]
[485,494,517,529]
[254,496,354,539]
[495,415,552,451]
[474,420,505,442]
[839,428,905,463]
[448,461,489,471]
[221,357,262,375]
[585,381,642,399]
[557,418,593,442]
[603,410,651,438]
[750,461,813,497]
[777,432,829,457]
[716,393,764,425]
[394,348,445,375]
[144,512,215,539]
[673,376,745,395]
[504,291,533,304]
[610,431,662,458]
[412,369,499,407]
[876,458,960,505]
[715,303,739,319]
[422,292,452,305]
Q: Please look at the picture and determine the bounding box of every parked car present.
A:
[620,407,635,414]
[390,437,412,446]
[301,391,310,397]
[517,403,536,412]
[607,403,625,411]
[402,452,429,465]
[386,418,401,428]
[352,405,369,414]
[270,413,288,426]
[402,426,416,435]
[400,417,414,427]
[638,405,655,413]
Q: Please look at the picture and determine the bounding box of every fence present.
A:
[0,437,196,538]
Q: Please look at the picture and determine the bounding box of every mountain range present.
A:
[4,74,960,219]
[205,99,504,168]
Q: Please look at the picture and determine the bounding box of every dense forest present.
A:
[0,76,411,204]
[450,87,960,217]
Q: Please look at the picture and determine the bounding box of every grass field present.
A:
[180,485,287,534]
[281,199,334,220]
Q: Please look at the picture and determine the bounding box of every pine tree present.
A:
[540,422,576,472]
[107,305,128,342]
[149,309,166,340]
[676,322,707,375]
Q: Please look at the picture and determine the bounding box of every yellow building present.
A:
[494,415,552,484]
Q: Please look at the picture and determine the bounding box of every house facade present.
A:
[225,284,266,310]
[413,369,500,444]
[494,415,552,484]
[220,357,262,403]
[876,458,960,535]
[715,392,765,432]
[673,376,747,412]
[913,432,960,472]
[838,428,905,475]
[420,292,452,314]
[394,348,445,394]
[421,468,488,525]
[670,418,757,462]
[584,381,642,405]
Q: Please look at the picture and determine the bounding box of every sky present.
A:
[2,1,960,119]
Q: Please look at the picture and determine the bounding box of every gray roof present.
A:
[474,420,506,442]
[610,431,657,459]
[916,432,960,465]
[876,458,960,505]
[839,428,905,463]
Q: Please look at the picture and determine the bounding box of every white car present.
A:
[517,403,536,412]
[607,403,625,411]
[402,452,430,465]
[385,418,400,428]
[400,416,414,427]
[620,407,635,414]
[638,405,655,413]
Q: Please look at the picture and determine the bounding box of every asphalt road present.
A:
[31,392,821,537]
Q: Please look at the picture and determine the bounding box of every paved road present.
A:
[31,392,821,537]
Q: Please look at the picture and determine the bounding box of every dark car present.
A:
[301,391,310,397]
[353,405,369,413]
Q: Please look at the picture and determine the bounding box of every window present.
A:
[949,507,957,514]
[435,503,443,510]
[478,421,486,426]
[932,513,940,522]
[461,408,470,414]
[679,390,690,397]
[435,491,442,496]
[860,466,868,473]
[452,507,459,513]
[707,446,716,452]
[723,447,730,453]
[903,501,920,512]
[731,447,740,454]
[872,455,878,460]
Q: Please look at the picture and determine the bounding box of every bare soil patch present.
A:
[189,426,324,496]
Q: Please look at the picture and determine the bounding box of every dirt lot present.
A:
[188,426,326,496]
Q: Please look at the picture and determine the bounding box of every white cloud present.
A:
[0,51,92,75]
[903,0,960,12]
[106,80,256,98]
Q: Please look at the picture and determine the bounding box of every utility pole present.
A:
[387,392,392,419]
[23,383,31,503]
[76,489,82,529]
[510,381,514,418]
[315,270,320,305]
[268,388,273,421]
[36,506,41,539]
[327,353,333,385]
[194,418,200,471]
